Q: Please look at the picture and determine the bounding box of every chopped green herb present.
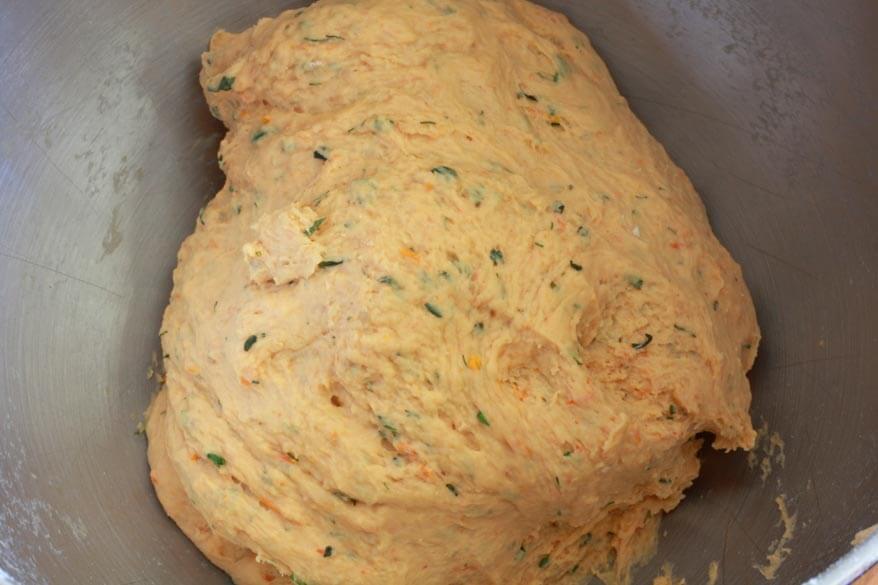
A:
[563,450,573,457]
[538,554,551,569]
[304,34,345,42]
[489,248,504,266]
[632,333,653,350]
[552,201,565,214]
[534,241,544,248]
[445,483,459,496]
[378,275,402,289]
[673,324,697,338]
[577,225,590,238]
[286,452,300,462]
[550,121,562,128]
[580,533,592,548]
[476,411,490,426]
[658,478,672,484]
[666,404,677,419]
[209,75,235,92]
[742,342,752,349]
[570,564,580,574]
[543,55,570,83]
[318,259,344,268]
[244,335,258,351]
[473,322,484,332]
[206,453,226,467]
[313,149,329,161]
[251,129,267,143]
[323,545,333,558]
[234,204,242,215]
[424,303,443,318]
[289,574,309,585]
[569,260,583,271]
[304,217,325,237]
[431,165,458,178]
[516,90,539,102]
[198,206,206,226]
[550,281,558,290]
[377,415,399,437]
[331,490,359,506]
[420,120,436,125]
[626,275,644,289]
[554,476,561,489]
[515,544,527,561]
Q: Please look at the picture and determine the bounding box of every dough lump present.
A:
[146,1,760,583]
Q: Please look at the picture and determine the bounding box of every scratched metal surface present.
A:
[0,1,875,584]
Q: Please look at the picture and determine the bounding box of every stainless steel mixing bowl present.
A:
[1,1,876,583]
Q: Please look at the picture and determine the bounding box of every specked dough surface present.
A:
[145,0,760,583]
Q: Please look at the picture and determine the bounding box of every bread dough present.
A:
[145,0,760,583]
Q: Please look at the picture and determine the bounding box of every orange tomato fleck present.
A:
[400,247,420,262]
[259,497,279,514]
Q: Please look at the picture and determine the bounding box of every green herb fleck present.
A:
[323,545,333,558]
[377,415,398,438]
[420,120,436,125]
[534,242,544,248]
[244,335,258,351]
[378,275,402,290]
[318,259,344,268]
[713,300,720,311]
[251,129,268,143]
[569,260,583,271]
[313,148,329,161]
[209,75,235,92]
[563,450,573,457]
[666,404,677,419]
[626,275,644,289]
[445,483,459,496]
[476,411,490,426]
[490,248,504,266]
[424,303,443,318]
[331,490,359,506]
[431,165,458,178]
[538,554,551,569]
[516,90,539,102]
[570,564,580,575]
[552,201,565,214]
[742,342,752,349]
[632,333,653,350]
[658,478,672,484]
[577,225,590,238]
[515,544,527,561]
[304,34,345,42]
[304,217,325,237]
[473,322,484,333]
[673,324,697,338]
[580,533,592,548]
[206,453,226,467]
[289,574,310,585]
[554,476,561,489]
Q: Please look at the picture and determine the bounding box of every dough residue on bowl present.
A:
[145,0,760,583]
